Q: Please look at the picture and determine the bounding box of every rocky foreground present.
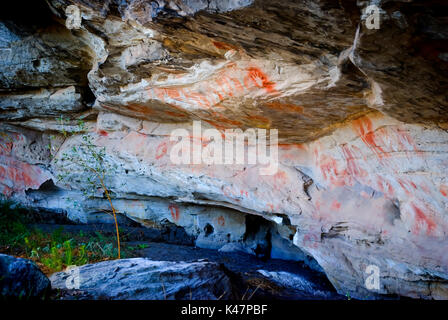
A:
[1,0,448,299]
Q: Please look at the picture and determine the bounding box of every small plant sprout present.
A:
[55,118,121,259]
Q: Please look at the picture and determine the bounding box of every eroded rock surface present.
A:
[50,258,234,300]
[0,254,51,299]
[1,0,448,299]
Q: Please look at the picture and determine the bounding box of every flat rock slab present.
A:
[134,241,342,300]
[0,254,51,299]
[50,258,234,300]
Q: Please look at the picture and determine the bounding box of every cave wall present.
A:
[1,0,448,299]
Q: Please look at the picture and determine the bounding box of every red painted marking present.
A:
[183,91,211,108]
[164,88,181,99]
[217,216,225,227]
[352,116,387,160]
[360,191,370,199]
[331,200,341,210]
[231,78,245,93]
[244,114,271,126]
[0,184,12,197]
[440,185,448,197]
[341,144,366,179]
[208,111,243,127]
[0,141,13,156]
[98,130,108,137]
[240,190,249,197]
[169,204,180,221]
[155,142,168,160]
[398,179,412,195]
[412,203,436,235]
[212,41,238,51]
[147,64,279,111]
[265,101,304,113]
[278,143,306,151]
[244,67,277,93]
[216,77,234,97]
[376,176,394,198]
[0,156,47,192]
[303,233,319,249]
[272,170,288,190]
[126,103,153,115]
[317,153,348,187]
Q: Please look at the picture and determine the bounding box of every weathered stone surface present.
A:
[1,0,448,299]
[0,86,85,120]
[257,269,334,299]
[0,254,51,299]
[50,258,234,299]
[0,124,53,197]
[46,111,448,298]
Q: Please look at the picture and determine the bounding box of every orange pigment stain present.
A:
[352,116,387,160]
[169,204,180,221]
[183,90,212,108]
[217,216,225,226]
[317,152,348,187]
[244,114,271,127]
[164,88,181,99]
[126,103,153,115]
[412,204,436,236]
[0,184,12,197]
[0,141,12,156]
[240,190,248,197]
[353,115,422,162]
[212,41,238,51]
[440,185,448,197]
[0,160,44,191]
[341,144,366,179]
[303,233,319,249]
[265,101,304,113]
[155,142,168,160]
[331,200,341,210]
[278,143,306,151]
[272,170,288,190]
[206,111,243,129]
[147,65,278,110]
[244,67,277,94]
[360,191,370,199]
[376,177,394,198]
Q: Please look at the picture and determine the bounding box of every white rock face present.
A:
[1,0,448,299]
[0,86,84,120]
[37,111,448,298]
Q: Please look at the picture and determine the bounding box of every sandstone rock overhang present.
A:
[0,0,447,299]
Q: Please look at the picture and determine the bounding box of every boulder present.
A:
[50,258,234,300]
[0,254,51,299]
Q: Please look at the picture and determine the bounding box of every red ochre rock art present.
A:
[0,132,51,195]
[217,216,225,227]
[145,63,277,112]
[169,204,180,222]
[2,0,448,300]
